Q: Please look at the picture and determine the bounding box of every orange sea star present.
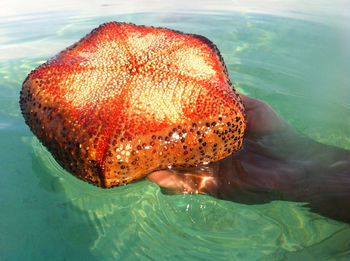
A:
[20,22,246,188]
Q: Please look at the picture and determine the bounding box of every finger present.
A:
[147,170,185,190]
[238,93,261,111]
[147,170,218,195]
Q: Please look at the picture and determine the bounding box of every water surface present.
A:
[1,2,350,260]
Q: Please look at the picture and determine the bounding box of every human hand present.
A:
[147,94,290,194]
[147,94,350,224]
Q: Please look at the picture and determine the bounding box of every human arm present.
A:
[147,94,350,223]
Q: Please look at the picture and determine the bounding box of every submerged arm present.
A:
[148,94,350,223]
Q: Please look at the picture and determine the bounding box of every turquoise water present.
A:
[1,3,350,261]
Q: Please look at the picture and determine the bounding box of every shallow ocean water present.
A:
[1,1,350,260]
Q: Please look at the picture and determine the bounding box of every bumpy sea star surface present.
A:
[20,22,246,188]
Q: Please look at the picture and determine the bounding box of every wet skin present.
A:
[148,94,350,224]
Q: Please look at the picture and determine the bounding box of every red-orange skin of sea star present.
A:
[20,22,246,188]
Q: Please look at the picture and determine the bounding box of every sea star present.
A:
[20,22,246,188]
